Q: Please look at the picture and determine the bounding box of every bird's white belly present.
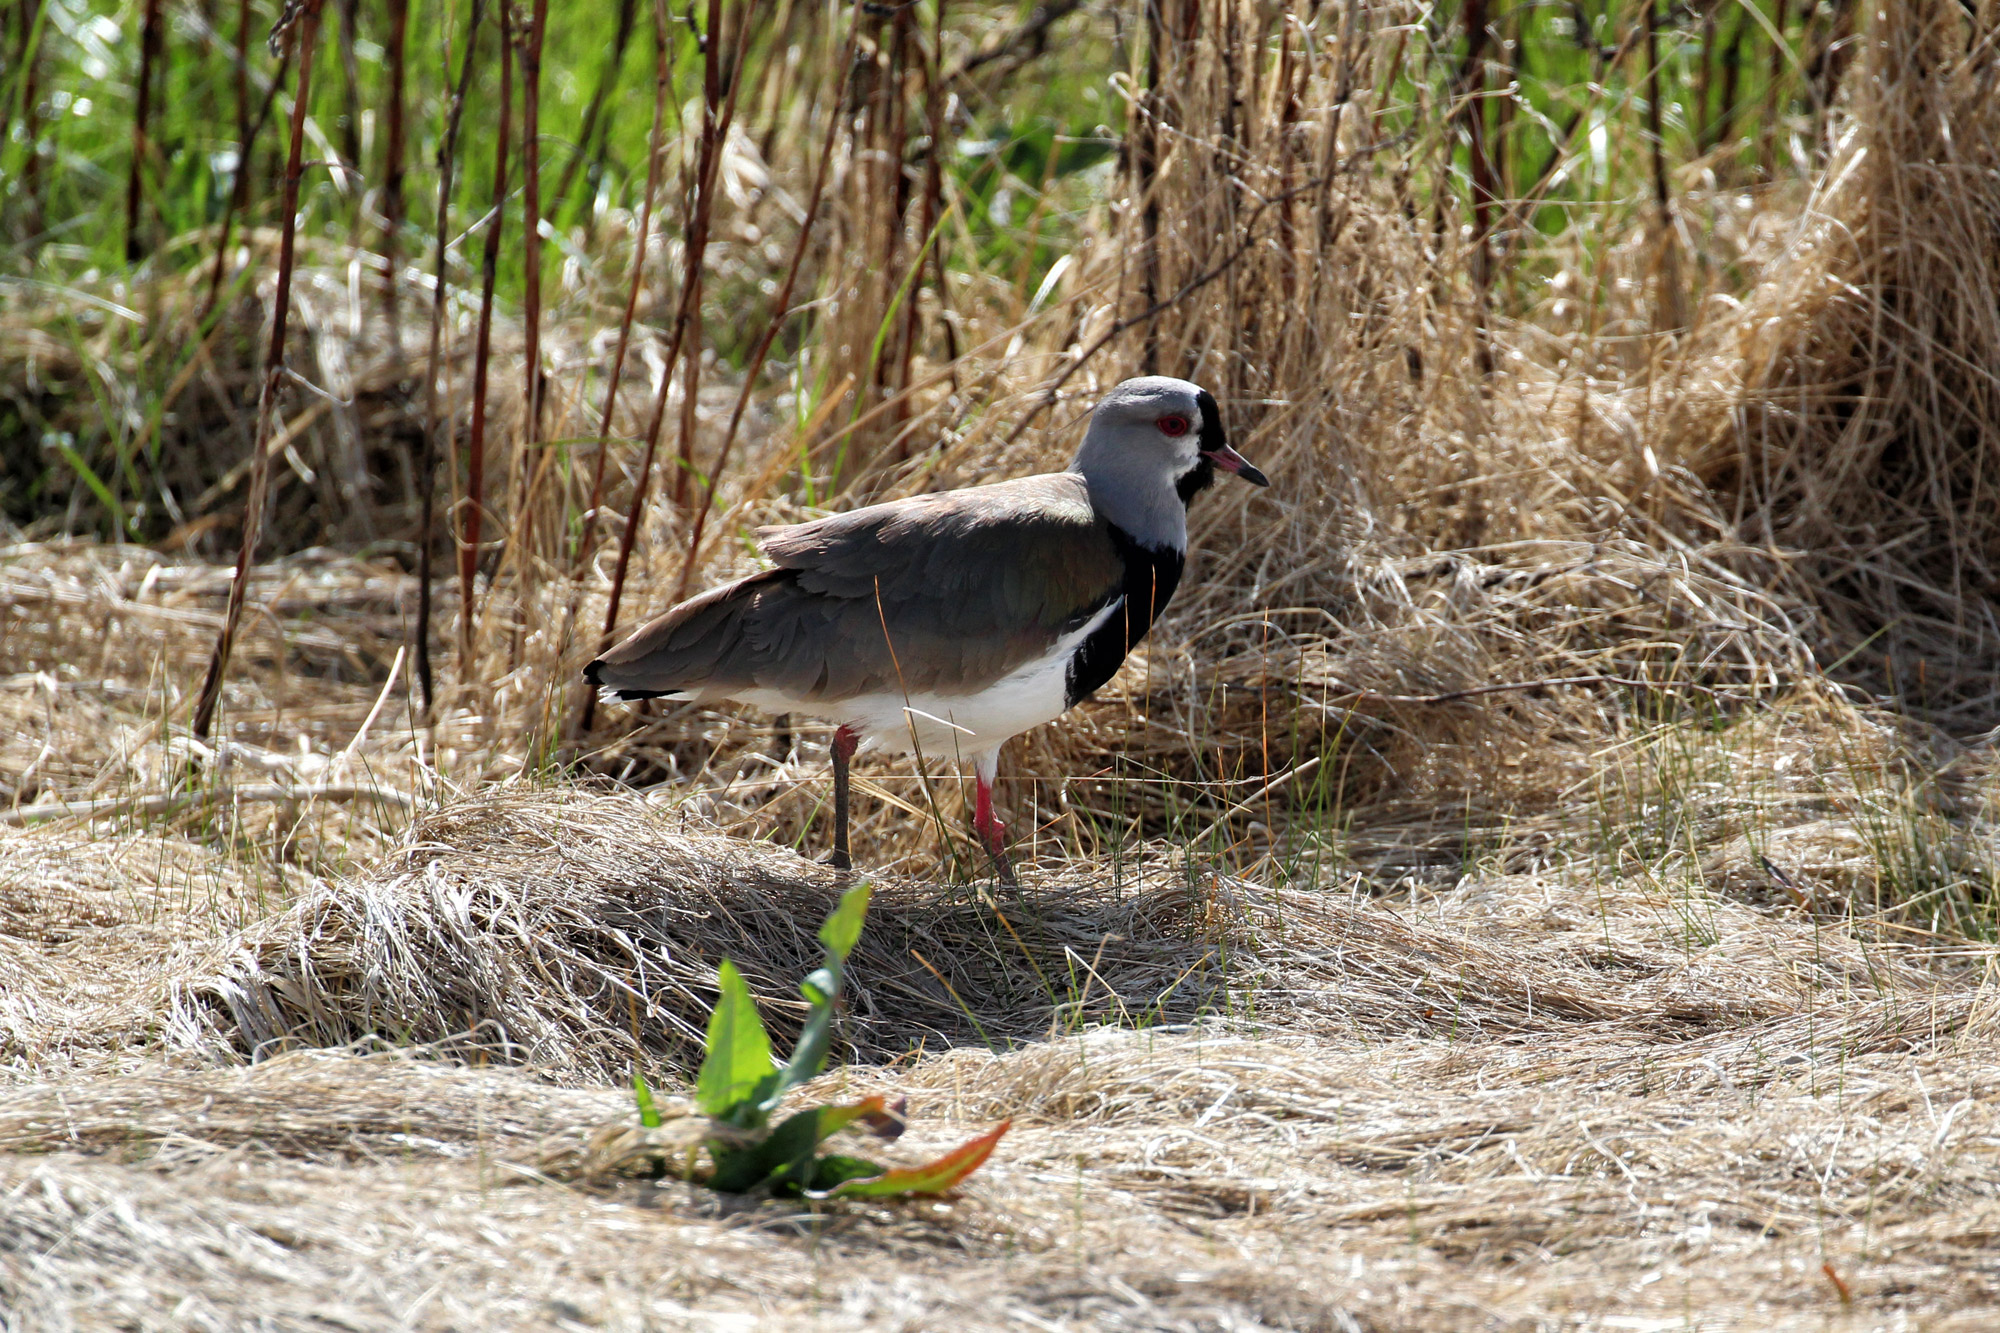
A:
[728,597,1124,762]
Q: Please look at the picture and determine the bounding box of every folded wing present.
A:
[588,474,1126,702]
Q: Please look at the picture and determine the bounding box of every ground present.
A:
[5,768,1999,1330]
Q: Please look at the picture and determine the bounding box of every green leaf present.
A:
[798,965,838,1005]
[632,1066,663,1129]
[763,884,874,1107]
[773,1004,835,1104]
[818,882,871,962]
[704,1097,898,1195]
[705,1107,824,1194]
[56,444,125,536]
[816,1120,1011,1199]
[805,1153,885,1192]
[695,960,776,1122]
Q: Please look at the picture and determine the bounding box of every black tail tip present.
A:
[583,659,605,685]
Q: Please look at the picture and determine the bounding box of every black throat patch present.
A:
[1176,388,1229,506]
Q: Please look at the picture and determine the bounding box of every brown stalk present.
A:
[1459,0,1497,377]
[1701,6,1748,160]
[1493,3,1522,288]
[873,6,911,441]
[1694,0,1717,157]
[232,0,248,171]
[1641,0,1685,334]
[557,0,674,740]
[571,0,675,584]
[589,0,749,719]
[415,0,487,714]
[1002,175,1327,449]
[498,0,552,589]
[519,0,550,446]
[381,0,409,301]
[1517,18,1643,219]
[460,0,514,676]
[1805,0,1858,149]
[889,0,946,456]
[124,0,163,263]
[745,0,799,164]
[191,1,324,742]
[1132,0,1164,374]
[947,0,1081,82]
[200,26,292,322]
[669,0,752,512]
[335,0,361,168]
[1315,0,1359,257]
[671,17,858,603]
[1643,0,1673,225]
[1273,14,1297,288]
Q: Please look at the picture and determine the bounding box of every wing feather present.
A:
[588,473,1125,702]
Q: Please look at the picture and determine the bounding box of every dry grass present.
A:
[10,0,2000,1326]
[4,789,2000,1329]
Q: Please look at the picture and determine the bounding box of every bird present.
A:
[585,376,1268,879]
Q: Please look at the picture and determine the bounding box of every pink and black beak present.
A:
[1196,389,1269,488]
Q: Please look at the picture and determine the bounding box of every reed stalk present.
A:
[191,0,325,741]
[124,0,164,263]
[414,0,487,715]
[598,0,747,664]
[458,0,515,676]
[672,17,857,603]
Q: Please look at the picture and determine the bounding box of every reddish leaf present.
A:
[818,1120,1010,1199]
[814,1095,890,1141]
[860,1094,909,1141]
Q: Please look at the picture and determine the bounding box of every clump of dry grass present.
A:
[1674,0,2000,726]
[15,2,1995,885]
[6,954,2000,1328]
[62,786,1954,1089]
[3,782,1997,1328]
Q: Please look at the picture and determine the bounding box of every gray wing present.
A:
[588,473,1125,702]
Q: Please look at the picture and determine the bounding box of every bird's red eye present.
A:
[1157,415,1191,437]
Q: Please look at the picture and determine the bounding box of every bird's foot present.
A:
[821,849,853,872]
[973,817,1015,886]
[987,845,1018,888]
[972,774,1015,886]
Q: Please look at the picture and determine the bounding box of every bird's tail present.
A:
[582,658,683,705]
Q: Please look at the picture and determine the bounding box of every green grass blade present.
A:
[766,882,873,1105]
[631,1065,663,1129]
[56,443,125,536]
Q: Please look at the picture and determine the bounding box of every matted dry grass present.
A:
[4,788,2000,1330]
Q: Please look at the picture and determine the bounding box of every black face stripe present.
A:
[1195,388,1227,455]
[1174,388,1228,507]
[1063,525,1185,708]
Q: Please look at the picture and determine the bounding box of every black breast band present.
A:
[1063,527,1184,707]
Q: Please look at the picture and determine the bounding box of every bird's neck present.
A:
[1073,468,1189,555]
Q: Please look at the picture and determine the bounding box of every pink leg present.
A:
[973,774,1006,858]
[970,751,1015,883]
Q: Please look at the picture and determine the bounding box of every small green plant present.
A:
[624,882,1008,1199]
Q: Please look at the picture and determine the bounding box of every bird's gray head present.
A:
[1068,376,1269,551]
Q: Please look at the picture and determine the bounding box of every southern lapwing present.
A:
[585,376,1268,877]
